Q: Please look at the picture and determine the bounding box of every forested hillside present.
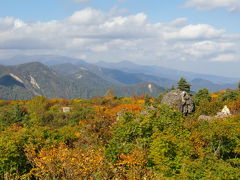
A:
[0,59,238,101]
[0,62,164,100]
[0,88,240,179]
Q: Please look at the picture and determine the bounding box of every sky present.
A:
[0,0,240,77]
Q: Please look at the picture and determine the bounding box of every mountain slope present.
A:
[96,61,239,84]
[190,79,237,92]
[113,82,164,97]
[1,55,238,84]
[0,62,72,99]
[0,62,165,100]
[52,63,176,88]
[0,55,238,94]
[52,60,237,93]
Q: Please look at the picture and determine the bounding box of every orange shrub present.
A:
[116,148,147,167]
[228,95,240,114]
[104,104,143,118]
[25,143,103,179]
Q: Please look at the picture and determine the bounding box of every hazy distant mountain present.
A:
[1,55,238,84]
[52,63,113,87]
[96,61,239,84]
[95,60,238,92]
[0,55,238,97]
[113,82,164,97]
[190,79,237,92]
[0,62,165,100]
[52,63,165,97]
[52,62,238,93]
[52,63,174,87]
[0,55,88,66]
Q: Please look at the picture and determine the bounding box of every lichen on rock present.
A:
[161,89,195,115]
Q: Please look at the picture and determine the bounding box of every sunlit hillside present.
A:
[1,88,240,179]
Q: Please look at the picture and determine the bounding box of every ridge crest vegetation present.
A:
[0,85,240,179]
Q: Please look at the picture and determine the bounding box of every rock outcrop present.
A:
[198,113,229,121]
[198,115,215,121]
[161,89,195,115]
[198,105,231,121]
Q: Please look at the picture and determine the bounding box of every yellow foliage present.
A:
[136,99,145,105]
[74,132,81,138]
[48,99,60,104]
[25,143,103,179]
[104,104,142,118]
[219,90,227,94]
[150,98,155,103]
[210,89,230,99]
[189,132,206,157]
[210,93,218,99]
[116,148,147,167]
[72,99,83,103]
[121,97,132,103]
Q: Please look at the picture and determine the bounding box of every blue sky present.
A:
[0,0,240,77]
[0,0,239,32]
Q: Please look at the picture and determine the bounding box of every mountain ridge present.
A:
[0,55,238,99]
[95,60,239,84]
[0,62,164,100]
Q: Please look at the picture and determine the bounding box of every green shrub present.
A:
[194,88,211,106]
[222,91,239,101]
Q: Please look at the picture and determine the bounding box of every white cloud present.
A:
[164,24,224,40]
[68,8,105,24]
[0,8,239,65]
[184,0,240,12]
[211,54,238,62]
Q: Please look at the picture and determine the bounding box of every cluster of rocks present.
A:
[161,89,195,115]
[160,89,231,120]
[198,105,231,121]
[117,89,232,121]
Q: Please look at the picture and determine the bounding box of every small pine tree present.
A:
[194,88,211,106]
[171,85,175,90]
[238,81,240,90]
[177,77,191,93]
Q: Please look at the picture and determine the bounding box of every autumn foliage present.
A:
[25,143,103,179]
[0,90,240,179]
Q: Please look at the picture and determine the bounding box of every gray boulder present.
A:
[198,115,214,121]
[161,89,195,115]
[215,112,229,119]
[198,105,232,121]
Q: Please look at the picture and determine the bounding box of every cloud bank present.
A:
[0,8,239,65]
[184,0,240,12]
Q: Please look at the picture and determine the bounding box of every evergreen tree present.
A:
[194,88,211,106]
[171,85,175,90]
[177,77,191,93]
[238,81,240,90]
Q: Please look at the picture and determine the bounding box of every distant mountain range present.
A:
[0,62,164,100]
[0,55,238,100]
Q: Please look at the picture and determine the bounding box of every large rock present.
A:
[161,90,195,115]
